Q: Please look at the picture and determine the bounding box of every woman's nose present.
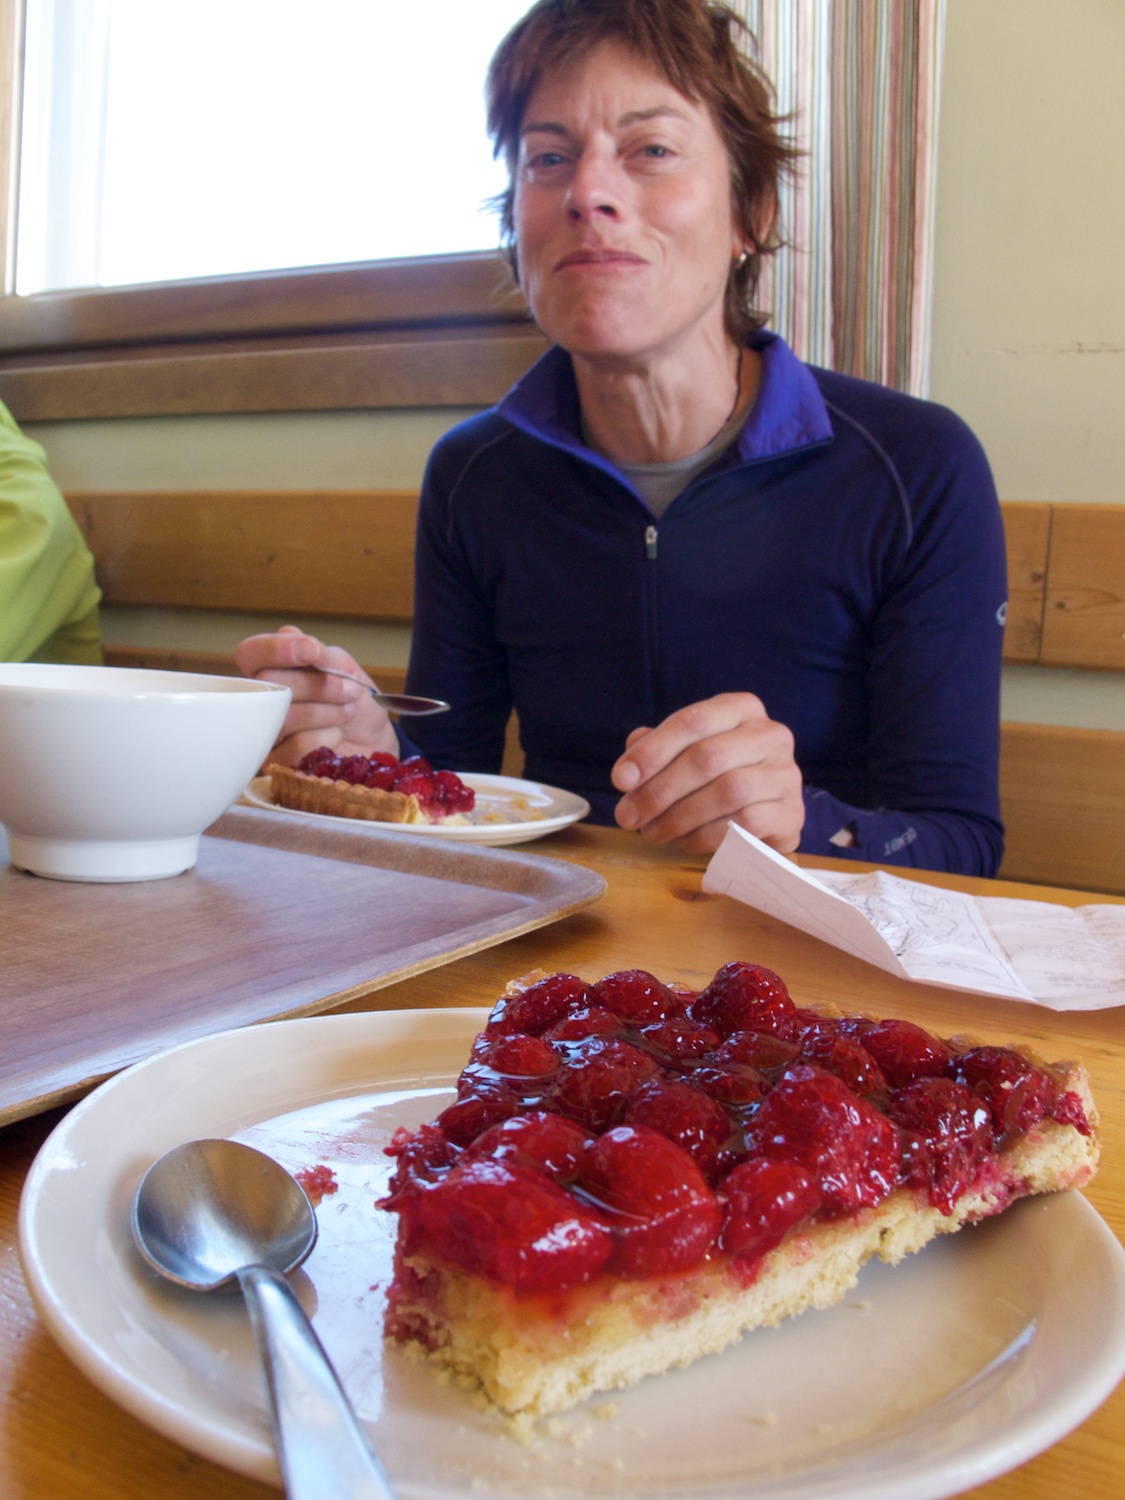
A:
[565,149,622,221]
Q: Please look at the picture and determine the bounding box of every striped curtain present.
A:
[734,0,946,397]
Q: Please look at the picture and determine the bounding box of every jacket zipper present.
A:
[643,523,663,721]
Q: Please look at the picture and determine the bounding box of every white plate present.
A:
[243,772,590,846]
[19,1010,1125,1499]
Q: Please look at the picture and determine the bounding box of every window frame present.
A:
[0,0,544,421]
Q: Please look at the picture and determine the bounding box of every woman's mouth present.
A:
[555,248,645,270]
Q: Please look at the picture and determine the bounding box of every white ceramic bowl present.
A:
[0,664,290,882]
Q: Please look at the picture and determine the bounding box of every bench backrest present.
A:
[67,490,1125,894]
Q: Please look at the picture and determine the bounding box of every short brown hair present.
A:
[485,0,799,339]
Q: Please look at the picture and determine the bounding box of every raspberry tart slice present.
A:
[268,748,475,825]
[379,962,1099,1418]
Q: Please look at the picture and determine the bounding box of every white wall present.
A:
[929,0,1125,729]
[24,0,1125,720]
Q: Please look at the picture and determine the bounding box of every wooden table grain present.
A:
[2,823,1122,1499]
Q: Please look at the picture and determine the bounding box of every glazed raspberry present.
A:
[691,1063,769,1108]
[543,1006,622,1043]
[466,1032,560,1080]
[798,1033,888,1098]
[709,1030,800,1076]
[462,1111,592,1185]
[718,1157,822,1263]
[639,1018,721,1063]
[361,763,397,791]
[953,1046,1058,1140]
[623,1077,732,1179]
[366,751,400,770]
[791,1007,838,1045]
[486,973,599,1036]
[693,961,797,1039]
[436,1092,519,1148]
[593,969,682,1026]
[337,754,374,785]
[551,1037,662,1132]
[578,1125,721,1278]
[433,768,475,814]
[398,754,433,777]
[888,1078,992,1214]
[392,1156,613,1294]
[743,1065,900,1217]
[298,746,342,777]
[381,1123,459,1203]
[394,769,439,808]
[858,1018,954,1089]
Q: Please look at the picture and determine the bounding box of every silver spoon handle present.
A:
[238,1264,395,1500]
[303,666,450,716]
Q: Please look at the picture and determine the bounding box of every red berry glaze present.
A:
[719,1156,821,1263]
[743,1065,900,1216]
[486,973,599,1037]
[798,1032,888,1099]
[543,1006,622,1044]
[391,1156,613,1294]
[462,1111,592,1185]
[952,1045,1066,1142]
[578,1125,721,1277]
[888,1077,992,1213]
[858,1019,953,1090]
[639,1017,721,1063]
[623,1077,733,1179]
[551,1037,662,1132]
[594,970,681,1026]
[693,962,797,1039]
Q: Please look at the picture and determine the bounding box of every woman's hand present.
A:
[611,692,805,855]
[233,625,400,766]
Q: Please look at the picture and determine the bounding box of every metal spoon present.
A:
[132,1138,394,1500]
[306,665,449,716]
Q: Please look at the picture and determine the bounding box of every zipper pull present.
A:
[644,524,658,560]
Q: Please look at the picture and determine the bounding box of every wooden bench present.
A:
[66,490,1125,895]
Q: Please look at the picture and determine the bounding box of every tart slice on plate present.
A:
[267,748,475,826]
[378,961,1099,1418]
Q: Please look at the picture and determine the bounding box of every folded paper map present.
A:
[702,824,1125,1011]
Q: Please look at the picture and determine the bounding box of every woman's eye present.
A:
[528,151,568,172]
[639,144,671,159]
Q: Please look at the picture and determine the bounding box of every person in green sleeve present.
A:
[0,399,102,665]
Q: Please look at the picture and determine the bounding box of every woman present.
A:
[237,0,1006,875]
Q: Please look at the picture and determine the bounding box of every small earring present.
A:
[735,248,751,270]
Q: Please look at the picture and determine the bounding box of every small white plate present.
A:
[243,772,590,846]
[19,1010,1125,1499]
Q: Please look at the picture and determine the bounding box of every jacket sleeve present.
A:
[797,420,1006,878]
[402,437,513,773]
[0,403,102,664]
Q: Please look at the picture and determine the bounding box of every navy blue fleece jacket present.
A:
[404,331,1006,876]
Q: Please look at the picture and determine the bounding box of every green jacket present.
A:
[0,400,101,664]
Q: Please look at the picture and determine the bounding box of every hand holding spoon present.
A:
[132,1138,394,1499]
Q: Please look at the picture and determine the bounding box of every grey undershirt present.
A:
[583,399,751,519]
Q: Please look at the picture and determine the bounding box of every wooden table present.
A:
[1,824,1122,1498]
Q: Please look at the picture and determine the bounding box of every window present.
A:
[0,0,543,421]
[15,0,529,293]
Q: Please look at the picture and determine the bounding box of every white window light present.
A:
[15,0,529,295]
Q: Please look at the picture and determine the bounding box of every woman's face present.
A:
[513,40,742,368]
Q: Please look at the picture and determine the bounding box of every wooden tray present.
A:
[0,804,605,1125]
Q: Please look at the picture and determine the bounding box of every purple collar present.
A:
[496,330,834,473]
